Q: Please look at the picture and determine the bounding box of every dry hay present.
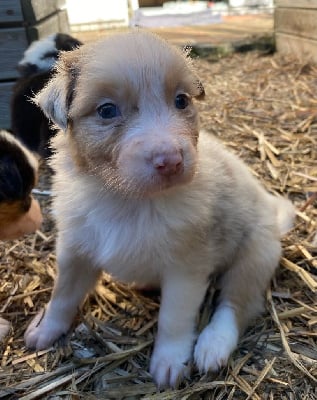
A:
[0,49,316,400]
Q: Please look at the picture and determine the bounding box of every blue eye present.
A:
[97,103,121,119]
[175,94,189,110]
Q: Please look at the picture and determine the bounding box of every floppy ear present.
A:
[34,50,80,131]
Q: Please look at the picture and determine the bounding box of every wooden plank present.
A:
[0,81,14,130]
[275,0,317,8]
[26,12,64,42]
[0,0,23,24]
[58,9,70,34]
[0,28,28,80]
[275,32,317,64]
[275,8,317,40]
[21,0,66,24]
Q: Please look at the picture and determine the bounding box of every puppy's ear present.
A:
[34,50,80,131]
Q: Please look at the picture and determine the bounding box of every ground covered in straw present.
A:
[0,49,316,400]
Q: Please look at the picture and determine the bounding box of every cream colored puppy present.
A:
[24,31,295,387]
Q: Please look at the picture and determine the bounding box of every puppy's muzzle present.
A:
[17,62,39,77]
[151,148,184,177]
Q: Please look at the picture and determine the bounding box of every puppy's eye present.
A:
[175,94,189,110]
[97,103,121,119]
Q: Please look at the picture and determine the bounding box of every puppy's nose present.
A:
[152,150,183,176]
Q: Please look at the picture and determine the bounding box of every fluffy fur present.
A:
[11,33,82,156]
[24,31,295,388]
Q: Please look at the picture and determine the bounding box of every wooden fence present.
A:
[275,0,317,63]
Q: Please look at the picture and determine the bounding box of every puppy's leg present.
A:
[25,248,100,350]
[194,230,281,372]
[150,271,209,388]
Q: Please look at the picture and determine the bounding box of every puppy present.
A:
[11,33,82,156]
[0,130,42,340]
[0,130,42,240]
[17,33,83,77]
[24,31,295,388]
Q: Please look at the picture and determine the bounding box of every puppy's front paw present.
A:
[24,309,69,350]
[150,339,192,388]
[194,306,239,373]
[194,331,235,372]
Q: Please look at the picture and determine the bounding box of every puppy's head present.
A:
[36,31,205,197]
[0,130,39,224]
[18,33,82,77]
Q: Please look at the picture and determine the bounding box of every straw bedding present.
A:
[0,49,316,399]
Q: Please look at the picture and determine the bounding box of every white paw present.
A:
[194,306,239,373]
[24,309,69,350]
[194,327,237,372]
[150,338,192,388]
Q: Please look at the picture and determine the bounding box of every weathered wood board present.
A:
[275,0,317,8]
[21,0,66,25]
[0,27,28,80]
[275,8,317,39]
[0,0,66,26]
[275,33,317,64]
[0,81,15,130]
[0,1,23,24]
[27,9,70,42]
[275,1,317,63]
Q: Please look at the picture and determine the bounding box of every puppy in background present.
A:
[17,33,82,77]
[0,130,42,339]
[0,131,42,239]
[11,33,82,157]
[24,31,295,388]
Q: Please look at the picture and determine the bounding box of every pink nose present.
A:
[152,150,183,176]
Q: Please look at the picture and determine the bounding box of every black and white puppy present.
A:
[24,31,295,388]
[11,33,82,157]
[17,33,82,77]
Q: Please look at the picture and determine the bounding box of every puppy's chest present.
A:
[81,198,207,282]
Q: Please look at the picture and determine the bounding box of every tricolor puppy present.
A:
[0,130,42,240]
[24,31,295,387]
